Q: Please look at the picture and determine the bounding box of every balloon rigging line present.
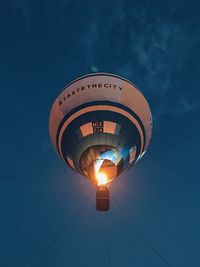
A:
[0,174,86,183]
[135,231,173,267]
[104,224,112,267]
[0,175,49,182]
[34,197,90,266]
[112,196,173,267]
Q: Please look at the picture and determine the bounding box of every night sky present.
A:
[0,1,200,266]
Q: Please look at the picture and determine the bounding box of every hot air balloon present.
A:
[49,73,152,211]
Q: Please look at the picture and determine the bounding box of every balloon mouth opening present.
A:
[79,145,124,185]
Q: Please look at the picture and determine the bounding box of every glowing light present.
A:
[96,172,108,186]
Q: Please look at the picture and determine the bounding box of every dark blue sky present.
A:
[0,1,200,266]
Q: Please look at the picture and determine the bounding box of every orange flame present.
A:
[96,172,108,186]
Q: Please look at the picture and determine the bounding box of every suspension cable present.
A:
[33,197,90,267]
[112,196,173,267]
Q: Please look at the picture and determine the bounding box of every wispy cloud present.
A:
[171,97,197,115]
[81,3,199,119]
[90,65,99,72]
[129,23,174,96]
[12,0,199,119]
